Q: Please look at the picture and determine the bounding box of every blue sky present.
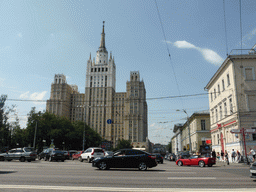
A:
[1,0,256,145]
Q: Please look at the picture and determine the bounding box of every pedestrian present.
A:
[237,150,241,163]
[217,152,220,161]
[225,150,229,165]
[211,149,216,160]
[221,150,224,161]
[231,149,236,163]
[248,148,255,162]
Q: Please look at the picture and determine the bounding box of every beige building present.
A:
[46,23,148,148]
[172,113,211,154]
[205,49,256,156]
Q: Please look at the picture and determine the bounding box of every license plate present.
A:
[96,153,101,155]
[250,170,256,173]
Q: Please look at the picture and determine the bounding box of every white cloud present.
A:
[170,40,224,65]
[150,123,156,127]
[243,28,256,42]
[198,48,224,66]
[19,91,30,99]
[173,41,196,49]
[30,91,47,100]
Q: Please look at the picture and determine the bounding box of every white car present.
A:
[80,147,105,163]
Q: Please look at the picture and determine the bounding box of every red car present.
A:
[72,151,83,161]
[176,155,216,167]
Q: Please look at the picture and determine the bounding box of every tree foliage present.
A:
[112,139,133,151]
[0,102,102,152]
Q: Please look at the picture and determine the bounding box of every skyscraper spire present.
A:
[89,52,91,60]
[99,21,106,49]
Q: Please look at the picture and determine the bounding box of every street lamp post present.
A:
[177,109,192,154]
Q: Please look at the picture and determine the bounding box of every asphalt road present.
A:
[0,159,255,192]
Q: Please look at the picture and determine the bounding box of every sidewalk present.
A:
[215,160,251,167]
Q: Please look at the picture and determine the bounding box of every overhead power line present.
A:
[154,0,184,109]
[5,92,211,103]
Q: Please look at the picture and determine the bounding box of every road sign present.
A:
[230,129,242,133]
[107,119,112,124]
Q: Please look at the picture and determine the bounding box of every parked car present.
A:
[104,151,114,156]
[80,147,105,163]
[169,153,176,161]
[176,155,216,167]
[62,150,69,160]
[0,147,37,162]
[250,161,256,178]
[38,148,54,160]
[92,149,158,171]
[68,150,78,159]
[72,151,83,161]
[152,153,163,164]
[47,150,65,162]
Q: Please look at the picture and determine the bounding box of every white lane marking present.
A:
[168,177,216,180]
[0,185,254,192]
[160,172,196,174]
[0,185,255,192]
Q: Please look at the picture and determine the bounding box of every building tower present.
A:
[125,71,148,144]
[84,21,116,141]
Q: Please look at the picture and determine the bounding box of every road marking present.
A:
[0,185,254,191]
[159,172,196,174]
[168,177,216,180]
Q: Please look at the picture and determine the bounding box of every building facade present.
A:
[172,113,211,154]
[46,23,148,147]
[205,49,256,156]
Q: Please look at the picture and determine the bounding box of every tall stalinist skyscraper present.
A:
[47,22,148,148]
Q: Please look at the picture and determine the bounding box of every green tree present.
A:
[113,139,133,151]
[167,141,172,153]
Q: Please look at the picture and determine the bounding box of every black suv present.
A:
[92,149,158,171]
[0,147,37,162]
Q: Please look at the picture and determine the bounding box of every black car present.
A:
[152,153,163,164]
[92,149,158,171]
[38,148,54,160]
[47,150,65,162]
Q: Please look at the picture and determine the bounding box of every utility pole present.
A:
[33,121,37,150]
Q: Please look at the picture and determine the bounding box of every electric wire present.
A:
[223,0,229,56]
[154,0,184,110]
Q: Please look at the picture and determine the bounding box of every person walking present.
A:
[225,150,229,165]
[237,150,241,163]
[221,150,224,161]
[231,149,236,163]
[211,149,216,160]
[248,148,255,162]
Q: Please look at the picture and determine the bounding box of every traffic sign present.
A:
[107,119,112,124]
[230,129,242,133]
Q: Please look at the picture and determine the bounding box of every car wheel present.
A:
[99,161,107,170]
[0,156,4,161]
[61,160,64,162]
[49,157,52,162]
[178,161,183,166]
[199,161,205,168]
[208,164,212,167]
[20,157,25,162]
[138,162,147,171]
[79,157,83,162]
